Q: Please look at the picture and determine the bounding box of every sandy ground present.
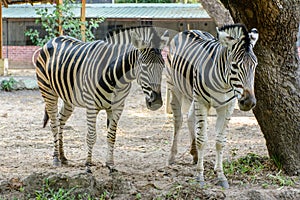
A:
[0,74,299,199]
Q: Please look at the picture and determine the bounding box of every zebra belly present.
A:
[78,83,132,110]
[194,88,237,109]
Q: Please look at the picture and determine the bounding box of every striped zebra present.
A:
[36,28,169,173]
[166,24,259,188]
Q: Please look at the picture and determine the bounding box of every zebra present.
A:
[165,24,259,188]
[36,28,169,173]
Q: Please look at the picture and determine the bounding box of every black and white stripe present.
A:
[36,27,169,173]
[166,24,258,188]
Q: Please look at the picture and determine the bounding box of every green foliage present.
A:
[33,178,110,200]
[267,170,295,188]
[223,153,266,175]
[135,192,142,199]
[223,153,298,189]
[35,179,75,200]
[1,77,16,91]
[271,154,283,170]
[25,0,104,46]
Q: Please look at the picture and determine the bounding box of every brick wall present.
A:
[2,46,40,69]
[2,45,300,69]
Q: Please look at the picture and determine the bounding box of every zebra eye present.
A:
[232,64,239,69]
[226,36,235,40]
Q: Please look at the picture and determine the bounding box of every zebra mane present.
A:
[106,26,151,37]
[218,24,251,52]
[106,26,162,48]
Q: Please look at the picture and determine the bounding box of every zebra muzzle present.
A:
[146,91,163,111]
[238,89,256,111]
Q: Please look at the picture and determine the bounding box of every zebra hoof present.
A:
[107,165,118,174]
[168,157,175,165]
[86,168,92,174]
[85,162,93,174]
[105,161,114,169]
[60,157,68,165]
[53,157,61,167]
[86,165,92,174]
[192,158,198,165]
[217,180,229,189]
[198,181,206,188]
[168,160,175,165]
[195,177,205,188]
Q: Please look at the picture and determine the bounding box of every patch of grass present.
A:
[164,183,184,199]
[154,181,225,199]
[33,178,108,200]
[223,153,266,176]
[223,153,297,188]
[267,170,295,188]
[135,193,142,200]
[271,154,283,170]
[35,178,76,200]
[1,77,16,91]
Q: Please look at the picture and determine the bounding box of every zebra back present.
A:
[36,36,140,107]
[106,26,169,50]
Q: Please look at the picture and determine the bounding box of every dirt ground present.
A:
[0,74,299,199]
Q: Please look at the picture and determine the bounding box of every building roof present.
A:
[1,0,52,7]
[2,3,211,20]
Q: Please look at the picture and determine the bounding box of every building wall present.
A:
[2,46,40,69]
[2,18,216,69]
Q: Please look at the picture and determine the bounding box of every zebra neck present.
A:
[105,48,139,87]
[214,48,233,89]
[124,48,140,80]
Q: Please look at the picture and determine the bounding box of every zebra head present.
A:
[131,29,169,111]
[217,25,259,111]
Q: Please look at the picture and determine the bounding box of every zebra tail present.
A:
[43,109,49,128]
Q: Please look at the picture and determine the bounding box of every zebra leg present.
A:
[58,102,74,164]
[85,107,99,173]
[214,101,235,189]
[168,91,183,165]
[44,98,61,166]
[194,100,209,188]
[187,101,198,164]
[105,107,123,171]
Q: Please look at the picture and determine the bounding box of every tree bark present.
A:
[199,0,234,26]
[214,0,300,175]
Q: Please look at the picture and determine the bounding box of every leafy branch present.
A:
[25,0,104,46]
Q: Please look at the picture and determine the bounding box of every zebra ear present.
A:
[249,28,259,47]
[159,30,170,49]
[130,30,147,49]
[216,27,239,48]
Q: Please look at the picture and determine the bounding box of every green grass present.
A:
[271,154,283,170]
[223,153,266,176]
[267,170,295,188]
[223,153,297,188]
[33,178,108,200]
[0,77,16,91]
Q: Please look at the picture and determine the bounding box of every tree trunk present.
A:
[199,0,234,26]
[200,0,300,175]
[214,0,300,175]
